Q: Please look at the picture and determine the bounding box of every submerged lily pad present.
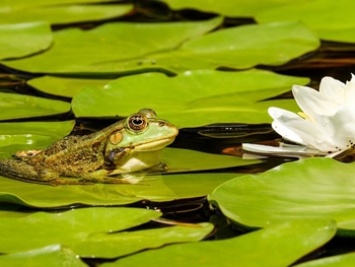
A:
[0,92,71,120]
[28,76,112,98]
[0,21,52,60]
[0,207,161,254]
[0,120,75,158]
[0,245,87,267]
[72,69,308,127]
[2,17,223,74]
[209,158,355,232]
[102,219,336,267]
[0,4,133,25]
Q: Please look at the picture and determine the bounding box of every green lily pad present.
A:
[102,219,336,267]
[0,92,71,120]
[0,148,244,208]
[294,252,355,267]
[0,21,52,60]
[2,17,223,74]
[72,69,307,127]
[254,0,355,43]
[0,4,133,25]
[140,21,319,72]
[0,207,161,254]
[0,120,75,158]
[209,158,355,232]
[161,147,259,173]
[73,222,213,258]
[166,0,355,43]
[164,0,308,17]
[0,172,238,207]
[56,21,318,74]
[0,119,251,207]
[0,0,117,8]
[0,245,87,267]
[28,76,112,98]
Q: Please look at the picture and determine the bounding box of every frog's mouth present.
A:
[134,136,177,151]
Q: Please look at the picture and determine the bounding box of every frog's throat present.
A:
[132,137,175,151]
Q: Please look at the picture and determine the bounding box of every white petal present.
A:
[292,85,339,118]
[345,74,355,107]
[268,107,308,145]
[315,106,355,150]
[319,76,346,104]
[269,107,336,151]
[242,143,324,158]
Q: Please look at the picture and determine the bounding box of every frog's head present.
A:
[104,109,178,173]
[106,108,179,153]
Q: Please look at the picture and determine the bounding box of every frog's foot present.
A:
[149,162,168,173]
[13,149,43,159]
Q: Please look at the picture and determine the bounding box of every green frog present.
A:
[0,109,178,185]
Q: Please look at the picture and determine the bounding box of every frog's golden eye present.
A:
[127,114,148,132]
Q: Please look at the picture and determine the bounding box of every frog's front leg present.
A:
[0,159,59,184]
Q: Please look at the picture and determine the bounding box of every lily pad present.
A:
[0,120,75,158]
[164,0,308,17]
[73,222,213,258]
[209,158,355,232]
[141,21,319,72]
[0,148,244,207]
[166,0,355,43]
[0,207,161,254]
[161,147,259,173]
[255,0,355,43]
[0,92,71,120]
[72,69,308,127]
[102,219,336,267]
[0,0,117,8]
[0,21,52,60]
[28,76,112,98]
[293,252,355,267]
[0,4,133,25]
[2,17,223,74]
[0,172,238,207]
[0,245,87,267]
[64,21,318,74]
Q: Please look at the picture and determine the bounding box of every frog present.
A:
[0,108,178,185]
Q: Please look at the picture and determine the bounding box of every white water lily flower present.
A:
[270,75,355,153]
[243,75,355,157]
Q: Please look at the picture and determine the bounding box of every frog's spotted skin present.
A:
[0,109,178,185]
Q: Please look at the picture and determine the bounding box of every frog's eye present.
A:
[127,114,148,132]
